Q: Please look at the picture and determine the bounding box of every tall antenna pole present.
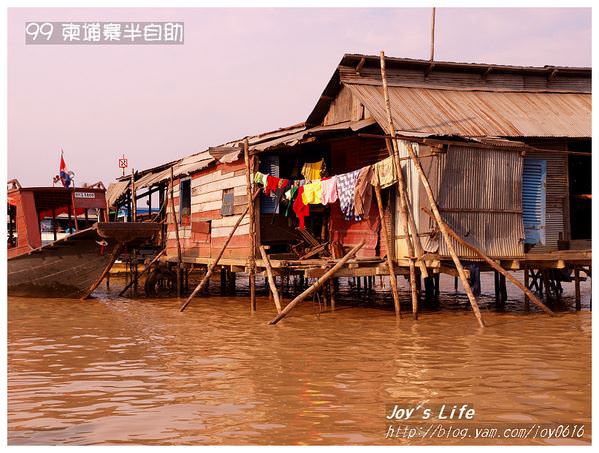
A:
[429,7,436,61]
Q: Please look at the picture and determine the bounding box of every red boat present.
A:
[7,179,159,298]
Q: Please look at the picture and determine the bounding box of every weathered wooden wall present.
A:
[322,85,372,125]
[166,159,252,261]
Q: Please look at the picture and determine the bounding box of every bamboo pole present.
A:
[180,191,259,312]
[380,52,429,278]
[80,243,124,300]
[430,7,436,61]
[380,51,424,320]
[244,139,257,311]
[422,207,555,317]
[131,169,137,222]
[118,248,166,297]
[401,141,484,327]
[259,246,282,313]
[169,167,182,298]
[374,180,401,318]
[268,241,365,325]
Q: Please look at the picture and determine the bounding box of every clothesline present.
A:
[253,152,406,228]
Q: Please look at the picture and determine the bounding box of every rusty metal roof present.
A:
[346,83,591,138]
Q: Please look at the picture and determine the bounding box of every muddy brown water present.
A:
[8,273,591,445]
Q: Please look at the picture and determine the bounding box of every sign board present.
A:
[74,191,96,199]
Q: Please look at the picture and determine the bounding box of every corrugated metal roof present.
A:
[346,83,591,138]
[106,180,130,208]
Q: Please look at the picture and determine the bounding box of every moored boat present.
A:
[7,180,160,298]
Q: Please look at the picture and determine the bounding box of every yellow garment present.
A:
[301,160,324,180]
[371,156,397,189]
[301,180,322,205]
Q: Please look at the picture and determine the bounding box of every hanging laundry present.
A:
[337,169,361,221]
[354,165,373,219]
[253,171,268,187]
[293,185,310,229]
[301,180,322,205]
[284,186,299,216]
[370,156,397,189]
[320,176,338,205]
[301,159,324,180]
[264,175,280,195]
[278,178,290,190]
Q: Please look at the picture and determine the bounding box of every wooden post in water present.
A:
[268,241,365,325]
[169,167,182,298]
[259,246,282,314]
[524,269,530,311]
[180,191,259,312]
[380,51,428,319]
[244,139,257,311]
[374,180,401,318]
[330,280,336,310]
[423,207,555,317]
[575,268,581,311]
[404,148,485,328]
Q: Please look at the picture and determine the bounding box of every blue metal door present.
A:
[259,155,280,214]
[522,159,547,245]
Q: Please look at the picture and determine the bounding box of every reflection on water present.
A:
[8,273,591,445]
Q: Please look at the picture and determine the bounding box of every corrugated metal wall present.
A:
[402,145,526,259]
[436,145,525,258]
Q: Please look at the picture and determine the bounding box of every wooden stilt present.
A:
[330,279,336,311]
[379,51,422,320]
[494,271,500,304]
[524,268,530,311]
[374,182,401,317]
[118,249,166,297]
[80,243,124,300]
[434,274,440,298]
[499,274,508,302]
[423,208,554,317]
[268,241,365,325]
[259,246,282,314]
[180,191,259,312]
[575,268,581,311]
[454,276,458,291]
[244,139,257,311]
[169,167,182,298]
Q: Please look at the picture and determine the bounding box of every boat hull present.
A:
[8,233,118,298]
[8,222,161,298]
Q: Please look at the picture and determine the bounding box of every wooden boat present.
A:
[7,180,160,298]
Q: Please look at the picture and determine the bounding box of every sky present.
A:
[7,7,592,187]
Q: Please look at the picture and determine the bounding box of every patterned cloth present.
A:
[337,169,361,221]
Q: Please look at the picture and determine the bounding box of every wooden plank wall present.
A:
[165,159,252,261]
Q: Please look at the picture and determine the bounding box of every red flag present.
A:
[59,150,71,188]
